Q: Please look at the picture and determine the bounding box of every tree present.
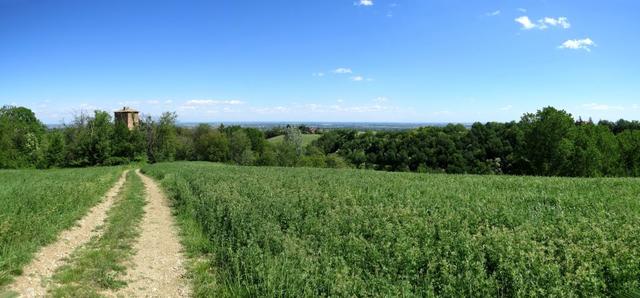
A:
[144,112,178,163]
[283,126,304,157]
[44,130,66,168]
[0,106,46,168]
[518,107,575,176]
[244,127,266,154]
[229,130,253,165]
[197,129,229,162]
[618,130,640,176]
[87,111,114,165]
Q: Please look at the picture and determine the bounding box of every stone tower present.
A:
[114,107,140,130]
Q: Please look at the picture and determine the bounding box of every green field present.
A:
[267,134,321,147]
[143,162,640,297]
[0,166,123,287]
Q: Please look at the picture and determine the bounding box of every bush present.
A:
[102,157,130,166]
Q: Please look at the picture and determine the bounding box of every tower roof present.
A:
[115,106,139,113]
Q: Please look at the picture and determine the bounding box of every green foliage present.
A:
[193,124,230,162]
[519,107,576,176]
[144,162,640,297]
[618,130,640,176]
[282,126,302,153]
[0,106,46,168]
[0,166,123,287]
[144,112,178,163]
[2,105,640,178]
[229,130,253,165]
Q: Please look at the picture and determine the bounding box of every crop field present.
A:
[267,134,321,147]
[143,161,640,297]
[0,166,123,287]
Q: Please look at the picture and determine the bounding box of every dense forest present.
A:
[1,105,639,177]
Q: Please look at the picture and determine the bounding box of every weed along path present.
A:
[8,170,129,297]
[111,170,190,297]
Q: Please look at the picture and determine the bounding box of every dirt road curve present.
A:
[110,170,190,297]
[8,171,129,298]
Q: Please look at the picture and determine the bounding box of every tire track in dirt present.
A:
[109,170,189,297]
[8,170,129,298]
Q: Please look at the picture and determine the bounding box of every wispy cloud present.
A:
[515,16,571,30]
[486,10,501,17]
[500,105,513,111]
[251,106,290,114]
[541,17,571,29]
[373,96,388,103]
[517,8,527,13]
[582,103,623,111]
[560,38,596,51]
[312,72,325,77]
[355,0,373,6]
[350,76,373,82]
[185,99,244,106]
[333,68,353,74]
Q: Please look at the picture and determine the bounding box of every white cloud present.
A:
[312,72,325,77]
[515,16,536,30]
[251,106,291,114]
[117,100,141,106]
[517,8,527,13]
[542,17,570,29]
[164,100,173,104]
[515,16,571,30]
[351,76,364,81]
[500,105,513,111]
[486,10,501,17]
[333,68,353,74]
[582,103,623,111]
[355,0,373,6]
[560,38,596,51]
[185,99,244,106]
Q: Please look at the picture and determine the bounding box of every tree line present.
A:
[316,107,640,177]
[1,105,639,177]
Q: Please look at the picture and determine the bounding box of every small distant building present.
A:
[114,107,140,130]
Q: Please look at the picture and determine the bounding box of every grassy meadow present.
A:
[144,161,640,297]
[0,166,123,287]
[267,134,321,147]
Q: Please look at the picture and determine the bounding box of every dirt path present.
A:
[110,170,190,297]
[8,170,129,297]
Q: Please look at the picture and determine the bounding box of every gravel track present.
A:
[8,170,129,297]
[108,170,190,297]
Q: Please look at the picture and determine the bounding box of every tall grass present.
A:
[0,167,123,287]
[144,161,640,297]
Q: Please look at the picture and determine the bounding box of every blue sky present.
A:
[1,0,638,124]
